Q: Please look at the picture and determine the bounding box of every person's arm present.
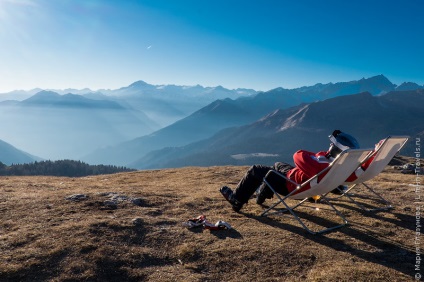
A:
[285,151,330,194]
[293,150,330,178]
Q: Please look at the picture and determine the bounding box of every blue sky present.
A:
[0,0,423,93]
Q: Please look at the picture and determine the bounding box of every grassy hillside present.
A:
[0,164,418,281]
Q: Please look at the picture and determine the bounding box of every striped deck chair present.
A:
[261,148,372,235]
[335,136,409,211]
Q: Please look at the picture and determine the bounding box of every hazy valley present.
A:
[0,75,423,169]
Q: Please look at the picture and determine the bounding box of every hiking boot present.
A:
[331,185,348,195]
[220,186,243,212]
[256,183,274,205]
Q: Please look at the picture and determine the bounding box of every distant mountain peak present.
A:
[128,80,151,88]
[36,90,60,96]
[396,82,423,91]
[22,90,61,102]
[367,74,391,83]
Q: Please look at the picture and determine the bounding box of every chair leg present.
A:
[261,188,292,217]
[342,182,393,212]
[261,191,349,235]
[294,196,348,235]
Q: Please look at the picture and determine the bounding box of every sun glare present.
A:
[0,0,32,28]
[0,0,37,19]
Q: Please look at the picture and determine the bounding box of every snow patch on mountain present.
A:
[279,105,309,131]
[231,153,279,160]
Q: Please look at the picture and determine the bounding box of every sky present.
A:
[0,0,423,93]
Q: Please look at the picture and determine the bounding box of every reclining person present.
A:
[220,130,360,212]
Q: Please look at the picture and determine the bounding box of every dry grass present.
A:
[0,165,419,281]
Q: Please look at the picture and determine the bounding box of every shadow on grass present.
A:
[0,249,69,282]
[93,257,147,282]
[329,198,416,232]
[244,208,414,278]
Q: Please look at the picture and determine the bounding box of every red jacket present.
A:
[285,144,379,194]
[286,150,331,194]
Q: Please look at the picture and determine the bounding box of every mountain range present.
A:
[0,75,423,167]
[130,89,423,169]
[0,82,257,127]
[0,85,253,161]
[80,75,423,168]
